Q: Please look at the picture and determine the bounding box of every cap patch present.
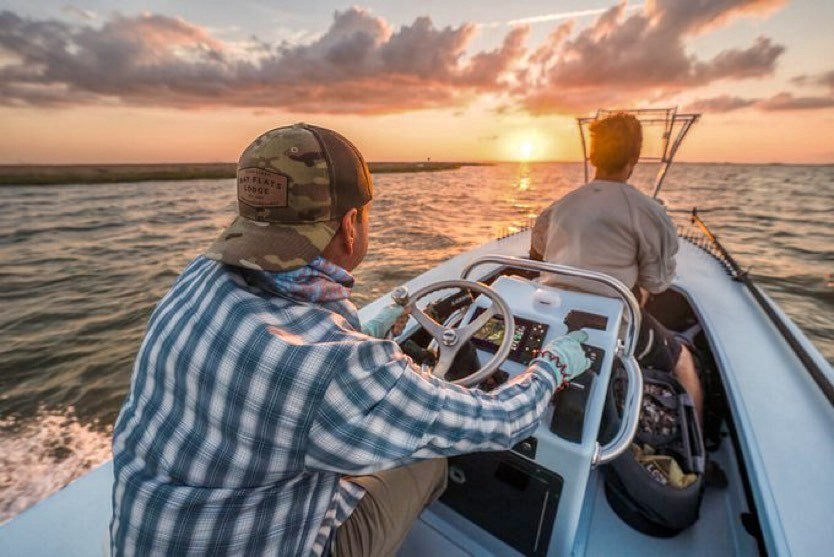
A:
[238,167,288,207]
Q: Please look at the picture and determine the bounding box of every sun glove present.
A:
[531,330,592,388]
[361,304,405,339]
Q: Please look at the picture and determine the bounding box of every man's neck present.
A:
[593,171,630,183]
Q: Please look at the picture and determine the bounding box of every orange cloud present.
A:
[519,1,786,113]
[0,8,527,114]
[757,92,834,111]
[791,70,834,91]
[649,0,788,35]
[686,90,834,113]
[0,1,818,117]
[685,95,757,112]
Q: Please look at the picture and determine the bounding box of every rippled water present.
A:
[1,162,832,522]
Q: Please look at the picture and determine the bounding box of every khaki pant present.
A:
[332,459,448,557]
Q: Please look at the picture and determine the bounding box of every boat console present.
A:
[395,255,643,556]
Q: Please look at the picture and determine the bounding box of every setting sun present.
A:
[519,141,534,161]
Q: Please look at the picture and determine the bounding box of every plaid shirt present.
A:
[110,256,558,555]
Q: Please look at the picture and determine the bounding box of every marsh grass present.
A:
[0,162,490,185]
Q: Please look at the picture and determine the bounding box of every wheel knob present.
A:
[391,286,409,306]
[442,329,458,346]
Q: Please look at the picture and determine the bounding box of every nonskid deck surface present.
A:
[398,436,755,557]
[576,432,756,556]
[672,237,834,556]
[399,232,834,555]
[0,461,113,556]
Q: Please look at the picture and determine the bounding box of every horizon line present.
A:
[2,160,833,167]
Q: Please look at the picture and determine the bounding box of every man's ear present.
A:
[625,155,639,179]
[339,208,359,254]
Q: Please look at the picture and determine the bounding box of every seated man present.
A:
[110,123,591,556]
[530,112,703,422]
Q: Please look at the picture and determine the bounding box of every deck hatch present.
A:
[440,451,562,556]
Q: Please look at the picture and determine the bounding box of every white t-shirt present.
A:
[531,180,678,296]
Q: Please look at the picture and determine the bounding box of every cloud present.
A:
[0,11,227,107]
[519,0,787,113]
[477,3,644,30]
[0,2,810,116]
[757,92,834,111]
[685,95,756,112]
[697,36,784,81]
[0,8,527,113]
[651,0,787,35]
[686,91,834,113]
[791,69,834,91]
[460,25,529,87]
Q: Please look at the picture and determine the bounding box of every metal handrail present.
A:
[460,255,641,354]
[596,355,643,465]
[460,255,644,465]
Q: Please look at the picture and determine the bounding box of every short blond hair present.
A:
[589,113,643,173]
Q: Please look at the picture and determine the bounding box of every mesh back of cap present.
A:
[307,125,373,216]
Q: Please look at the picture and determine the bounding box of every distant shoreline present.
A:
[0,162,492,186]
[3,160,831,186]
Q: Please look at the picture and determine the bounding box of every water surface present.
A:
[1,162,831,521]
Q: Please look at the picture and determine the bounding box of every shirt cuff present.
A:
[527,360,560,393]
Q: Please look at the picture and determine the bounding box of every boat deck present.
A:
[2,229,832,556]
[670,237,834,556]
[394,231,834,555]
[400,436,755,556]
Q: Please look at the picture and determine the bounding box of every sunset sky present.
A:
[1,0,833,164]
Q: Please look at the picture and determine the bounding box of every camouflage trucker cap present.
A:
[205,123,373,271]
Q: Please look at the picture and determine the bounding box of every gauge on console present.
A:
[470,310,549,365]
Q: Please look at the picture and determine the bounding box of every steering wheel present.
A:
[392,279,514,387]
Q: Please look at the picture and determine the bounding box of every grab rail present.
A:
[596,354,643,465]
[460,256,641,353]
[460,255,643,465]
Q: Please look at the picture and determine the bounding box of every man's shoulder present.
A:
[618,182,655,204]
[161,256,308,331]
[543,182,620,217]
[174,255,243,293]
[619,184,670,216]
[179,254,221,279]
[544,183,593,212]
[562,180,626,202]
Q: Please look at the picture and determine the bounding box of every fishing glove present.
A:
[531,330,592,388]
[361,304,405,339]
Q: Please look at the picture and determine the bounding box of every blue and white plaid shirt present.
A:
[110,256,558,555]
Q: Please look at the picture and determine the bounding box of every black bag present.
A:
[602,367,706,537]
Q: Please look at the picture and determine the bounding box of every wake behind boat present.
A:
[2,110,832,556]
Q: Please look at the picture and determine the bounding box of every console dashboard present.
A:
[432,274,629,555]
[444,274,628,555]
[470,311,549,365]
[464,277,621,383]
[458,273,626,455]
[457,273,627,452]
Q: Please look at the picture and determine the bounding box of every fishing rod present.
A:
[689,209,834,407]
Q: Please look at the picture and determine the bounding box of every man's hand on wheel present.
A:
[531,331,592,388]
[361,304,405,339]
